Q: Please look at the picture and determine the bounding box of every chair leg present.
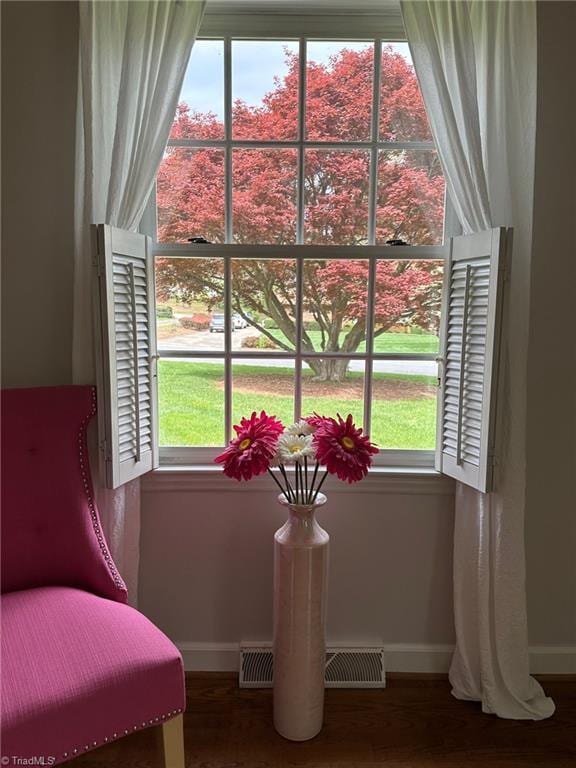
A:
[160,714,185,768]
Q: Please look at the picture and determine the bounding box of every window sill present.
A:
[141,465,455,496]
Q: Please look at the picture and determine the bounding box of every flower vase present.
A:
[273,492,329,741]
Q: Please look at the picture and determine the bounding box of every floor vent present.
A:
[239,645,385,688]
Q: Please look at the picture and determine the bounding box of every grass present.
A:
[281,330,439,354]
[159,361,437,450]
[251,329,439,354]
[371,331,438,354]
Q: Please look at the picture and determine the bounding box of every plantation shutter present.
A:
[436,227,509,493]
[95,224,159,489]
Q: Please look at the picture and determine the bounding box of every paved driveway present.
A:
[159,329,436,377]
[160,327,254,352]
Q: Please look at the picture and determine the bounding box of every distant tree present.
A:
[156,46,444,381]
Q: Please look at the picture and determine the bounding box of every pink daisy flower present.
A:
[215,411,284,481]
[304,413,331,431]
[313,413,379,483]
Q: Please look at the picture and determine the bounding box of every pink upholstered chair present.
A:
[1,386,185,765]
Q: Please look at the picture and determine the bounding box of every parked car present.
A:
[232,313,250,330]
[209,313,226,333]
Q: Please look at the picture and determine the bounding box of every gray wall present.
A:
[139,473,456,669]
[1,1,78,387]
[1,1,574,667]
[525,1,576,648]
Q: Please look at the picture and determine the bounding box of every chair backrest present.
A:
[1,385,127,602]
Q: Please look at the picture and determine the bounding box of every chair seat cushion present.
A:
[1,587,185,764]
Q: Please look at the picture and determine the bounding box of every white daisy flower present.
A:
[285,420,314,437]
[277,433,316,464]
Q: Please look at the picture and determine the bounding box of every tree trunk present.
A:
[304,357,350,382]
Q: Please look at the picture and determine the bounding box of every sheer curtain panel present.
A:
[74,0,205,603]
[401,0,554,719]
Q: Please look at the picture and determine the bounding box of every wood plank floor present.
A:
[73,674,576,767]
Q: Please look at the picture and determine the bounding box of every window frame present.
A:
[144,25,458,468]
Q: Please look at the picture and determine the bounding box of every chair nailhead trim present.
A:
[77,388,125,592]
[62,708,184,760]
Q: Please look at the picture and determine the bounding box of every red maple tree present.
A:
[156,46,444,380]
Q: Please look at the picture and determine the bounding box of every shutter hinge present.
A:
[435,355,444,388]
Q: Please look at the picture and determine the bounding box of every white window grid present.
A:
[149,36,454,465]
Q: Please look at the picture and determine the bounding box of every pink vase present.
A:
[273,492,329,741]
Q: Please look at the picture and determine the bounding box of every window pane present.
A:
[380,43,432,142]
[302,260,368,353]
[372,259,443,353]
[305,150,370,244]
[232,259,296,353]
[376,150,445,245]
[157,148,225,244]
[232,40,299,140]
[232,149,298,244]
[301,359,365,431]
[158,359,225,446]
[232,360,295,429]
[171,40,224,140]
[370,365,437,449]
[306,42,373,141]
[155,257,225,352]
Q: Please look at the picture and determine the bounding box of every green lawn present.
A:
[159,361,437,450]
[261,330,439,354]
[372,331,438,354]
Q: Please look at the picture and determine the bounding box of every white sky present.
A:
[178,40,412,119]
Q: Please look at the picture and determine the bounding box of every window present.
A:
[96,222,507,490]
[96,14,505,488]
[147,32,450,466]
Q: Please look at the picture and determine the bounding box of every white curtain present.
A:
[401,0,554,718]
[74,0,205,603]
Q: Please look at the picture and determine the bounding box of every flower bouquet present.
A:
[215,411,379,501]
[215,411,378,741]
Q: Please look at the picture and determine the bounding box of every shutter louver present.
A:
[436,227,509,493]
[95,225,159,489]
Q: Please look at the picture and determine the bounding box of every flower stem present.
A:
[295,462,299,503]
[279,465,294,502]
[312,470,329,503]
[309,461,319,503]
[304,456,308,502]
[268,468,289,501]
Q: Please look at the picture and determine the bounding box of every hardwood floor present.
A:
[73,674,576,767]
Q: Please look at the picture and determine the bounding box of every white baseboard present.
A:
[381,643,454,673]
[528,646,576,675]
[177,641,576,675]
[179,642,239,671]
